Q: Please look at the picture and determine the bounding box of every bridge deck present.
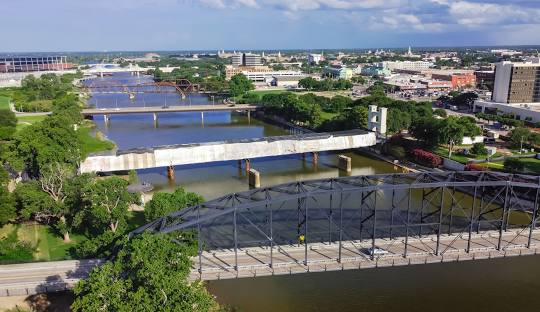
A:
[0,229,538,296]
[80,130,376,173]
[82,104,257,116]
[190,228,540,281]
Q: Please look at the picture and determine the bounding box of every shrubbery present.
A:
[409,149,442,168]
[464,163,488,171]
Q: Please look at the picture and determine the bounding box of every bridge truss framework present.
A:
[131,171,540,277]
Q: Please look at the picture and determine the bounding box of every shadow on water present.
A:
[208,254,540,312]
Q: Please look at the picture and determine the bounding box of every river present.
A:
[85,73,540,311]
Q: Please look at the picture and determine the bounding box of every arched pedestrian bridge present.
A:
[131,171,540,281]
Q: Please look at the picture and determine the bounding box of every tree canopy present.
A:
[229,74,254,97]
[72,233,221,312]
[144,187,204,222]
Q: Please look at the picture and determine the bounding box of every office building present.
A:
[492,61,540,104]
[231,53,263,67]
[473,60,540,122]
[385,61,433,72]
[308,53,324,65]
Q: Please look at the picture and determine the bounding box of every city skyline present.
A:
[1,0,540,52]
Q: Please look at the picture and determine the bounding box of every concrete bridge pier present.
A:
[153,113,158,128]
[248,169,260,188]
[167,165,175,180]
[338,155,352,174]
[244,159,251,173]
[247,110,251,124]
[103,114,110,125]
[312,152,319,166]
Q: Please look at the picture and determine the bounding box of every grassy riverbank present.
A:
[77,121,115,157]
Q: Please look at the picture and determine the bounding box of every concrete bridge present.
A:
[82,104,257,124]
[1,171,540,295]
[79,130,376,174]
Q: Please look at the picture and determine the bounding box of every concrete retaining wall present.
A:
[80,131,377,173]
[443,158,466,171]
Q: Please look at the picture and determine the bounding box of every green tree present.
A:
[72,233,220,312]
[14,181,56,222]
[52,94,83,124]
[387,110,411,134]
[228,74,254,97]
[82,177,132,234]
[0,167,15,225]
[470,143,488,156]
[439,117,466,156]
[433,108,447,118]
[509,127,531,148]
[0,110,17,141]
[409,117,441,148]
[6,115,81,176]
[344,106,368,129]
[144,187,204,222]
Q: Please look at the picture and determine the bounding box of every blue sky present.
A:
[1,0,540,52]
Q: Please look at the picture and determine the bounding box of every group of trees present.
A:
[298,77,352,91]
[508,127,540,148]
[261,93,323,128]
[475,112,525,128]
[410,116,481,151]
[12,73,81,112]
[228,74,254,97]
[72,233,221,312]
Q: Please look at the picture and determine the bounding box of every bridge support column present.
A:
[338,155,351,174]
[244,159,251,172]
[312,152,319,166]
[167,165,175,180]
[248,169,260,188]
[103,114,110,124]
[153,113,158,128]
[247,110,251,124]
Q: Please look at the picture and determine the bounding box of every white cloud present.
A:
[442,1,540,27]
[368,11,445,33]
[197,0,405,11]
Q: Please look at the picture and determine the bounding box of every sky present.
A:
[1,0,540,52]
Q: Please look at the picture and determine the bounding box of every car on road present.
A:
[363,247,389,256]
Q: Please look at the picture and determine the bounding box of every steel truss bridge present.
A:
[131,171,540,281]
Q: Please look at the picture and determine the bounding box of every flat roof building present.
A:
[232,53,262,67]
[492,61,540,104]
[323,66,353,79]
[0,56,73,73]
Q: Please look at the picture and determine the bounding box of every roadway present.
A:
[191,228,540,281]
[1,229,539,296]
[0,260,103,296]
[81,104,258,116]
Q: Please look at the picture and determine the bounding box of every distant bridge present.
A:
[1,172,540,295]
[79,130,377,173]
[81,104,257,117]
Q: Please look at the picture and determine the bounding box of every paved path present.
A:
[82,104,258,116]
